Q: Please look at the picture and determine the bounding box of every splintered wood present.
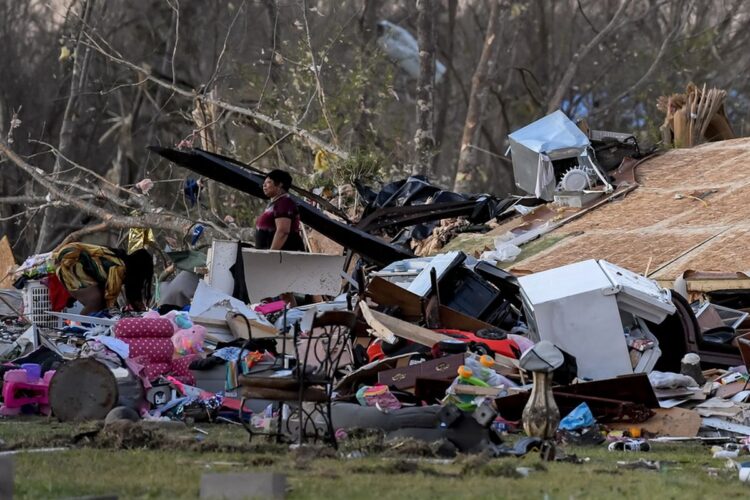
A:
[359,301,450,346]
[658,83,734,148]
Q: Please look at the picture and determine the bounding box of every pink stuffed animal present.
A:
[172,324,206,356]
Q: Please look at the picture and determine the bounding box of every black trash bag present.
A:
[12,346,64,374]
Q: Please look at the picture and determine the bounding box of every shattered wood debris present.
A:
[6,108,750,484]
[658,82,734,148]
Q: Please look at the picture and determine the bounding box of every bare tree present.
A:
[0,138,236,245]
[353,0,380,146]
[433,0,457,173]
[36,0,96,253]
[5,0,750,260]
[545,0,629,113]
[452,1,502,193]
[414,0,436,175]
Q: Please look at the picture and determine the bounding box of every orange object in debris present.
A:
[457,365,474,379]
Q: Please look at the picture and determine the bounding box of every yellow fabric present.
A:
[313,150,332,172]
[53,243,126,309]
[127,227,155,255]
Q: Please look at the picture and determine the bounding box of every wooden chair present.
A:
[238,310,357,447]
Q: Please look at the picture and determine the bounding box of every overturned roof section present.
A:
[510,138,750,290]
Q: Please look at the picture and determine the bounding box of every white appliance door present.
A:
[598,260,676,323]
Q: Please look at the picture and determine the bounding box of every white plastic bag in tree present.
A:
[376,20,446,83]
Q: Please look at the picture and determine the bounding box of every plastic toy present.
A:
[172,324,206,356]
[0,363,55,416]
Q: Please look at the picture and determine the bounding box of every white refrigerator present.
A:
[518,259,675,380]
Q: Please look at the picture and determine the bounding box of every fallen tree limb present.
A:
[55,222,110,250]
[0,138,237,246]
[29,139,147,206]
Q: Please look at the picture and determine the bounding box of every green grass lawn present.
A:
[1,418,748,499]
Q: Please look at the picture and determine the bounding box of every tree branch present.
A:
[0,138,236,244]
[55,221,111,250]
[588,5,684,118]
[80,31,349,160]
[302,0,338,145]
[546,0,629,113]
[36,0,96,253]
[28,139,147,205]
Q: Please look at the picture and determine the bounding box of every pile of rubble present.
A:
[2,240,750,463]
[3,102,750,481]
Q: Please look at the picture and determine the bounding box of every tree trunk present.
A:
[433,0,457,176]
[414,0,436,176]
[353,0,380,147]
[452,1,501,193]
[534,0,549,90]
[0,98,7,238]
[262,0,282,85]
[192,90,220,216]
[36,0,95,253]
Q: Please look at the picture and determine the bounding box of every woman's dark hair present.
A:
[266,169,293,191]
[123,249,154,309]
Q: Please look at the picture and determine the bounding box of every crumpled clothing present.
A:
[127,227,155,255]
[54,243,125,309]
[47,273,73,311]
[648,370,699,389]
[91,335,129,359]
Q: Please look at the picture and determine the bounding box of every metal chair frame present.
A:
[238,309,357,448]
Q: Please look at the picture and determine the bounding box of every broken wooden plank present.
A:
[366,276,495,331]
[359,301,451,347]
[454,385,505,397]
[225,312,280,339]
[608,408,701,437]
[366,276,423,319]
[359,301,396,344]
[716,380,746,399]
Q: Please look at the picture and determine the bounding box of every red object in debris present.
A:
[434,328,521,359]
[367,339,386,362]
[47,273,73,312]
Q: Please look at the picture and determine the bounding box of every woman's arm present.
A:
[270,217,292,250]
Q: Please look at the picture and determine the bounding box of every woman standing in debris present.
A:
[53,242,154,314]
[255,169,305,251]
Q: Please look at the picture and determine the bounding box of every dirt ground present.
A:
[1,418,748,499]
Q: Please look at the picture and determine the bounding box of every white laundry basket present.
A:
[22,280,63,329]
